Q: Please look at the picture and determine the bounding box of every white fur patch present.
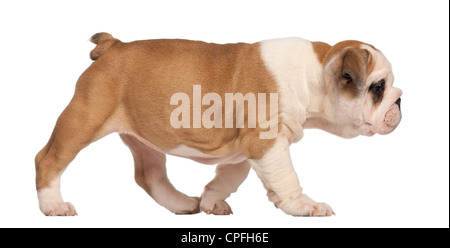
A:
[362,44,393,87]
[168,145,246,165]
[169,145,220,158]
[37,176,63,204]
[260,38,323,141]
[361,45,403,134]
[37,175,78,216]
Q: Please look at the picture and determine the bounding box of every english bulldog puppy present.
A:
[35,33,402,216]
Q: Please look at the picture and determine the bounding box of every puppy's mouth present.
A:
[379,102,402,134]
[384,104,401,127]
[364,98,402,136]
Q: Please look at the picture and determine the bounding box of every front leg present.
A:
[248,137,334,216]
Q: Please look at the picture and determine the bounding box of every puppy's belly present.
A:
[168,145,247,165]
[120,132,246,165]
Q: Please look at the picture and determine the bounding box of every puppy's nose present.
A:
[395,98,401,110]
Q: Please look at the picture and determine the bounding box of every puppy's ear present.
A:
[340,48,370,93]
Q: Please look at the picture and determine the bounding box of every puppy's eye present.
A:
[369,79,386,94]
[369,79,386,103]
[373,84,383,92]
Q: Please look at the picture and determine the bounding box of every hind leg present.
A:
[200,161,250,215]
[120,134,200,214]
[35,97,114,216]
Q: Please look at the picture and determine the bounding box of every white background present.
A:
[0,0,448,228]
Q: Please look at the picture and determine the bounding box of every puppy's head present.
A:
[320,41,402,138]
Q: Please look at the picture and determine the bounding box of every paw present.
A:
[200,186,233,215]
[279,194,335,217]
[40,202,78,216]
[309,202,335,217]
[200,199,233,215]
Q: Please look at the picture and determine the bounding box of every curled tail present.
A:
[89,32,120,61]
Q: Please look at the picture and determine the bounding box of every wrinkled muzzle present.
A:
[384,98,401,126]
[379,97,402,134]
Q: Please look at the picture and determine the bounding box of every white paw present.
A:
[200,186,233,215]
[309,202,335,217]
[200,199,233,215]
[279,194,335,217]
[40,201,78,216]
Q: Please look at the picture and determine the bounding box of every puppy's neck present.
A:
[302,59,347,136]
[303,74,337,133]
[260,38,339,139]
[304,93,360,139]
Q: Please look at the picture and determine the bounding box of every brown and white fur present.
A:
[35,33,402,216]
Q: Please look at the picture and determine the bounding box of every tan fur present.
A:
[35,34,278,215]
[313,40,376,101]
[89,32,120,61]
[314,40,375,73]
[116,39,278,158]
[339,47,370,99]
[311,41,332,64]
[121,133,201,214]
